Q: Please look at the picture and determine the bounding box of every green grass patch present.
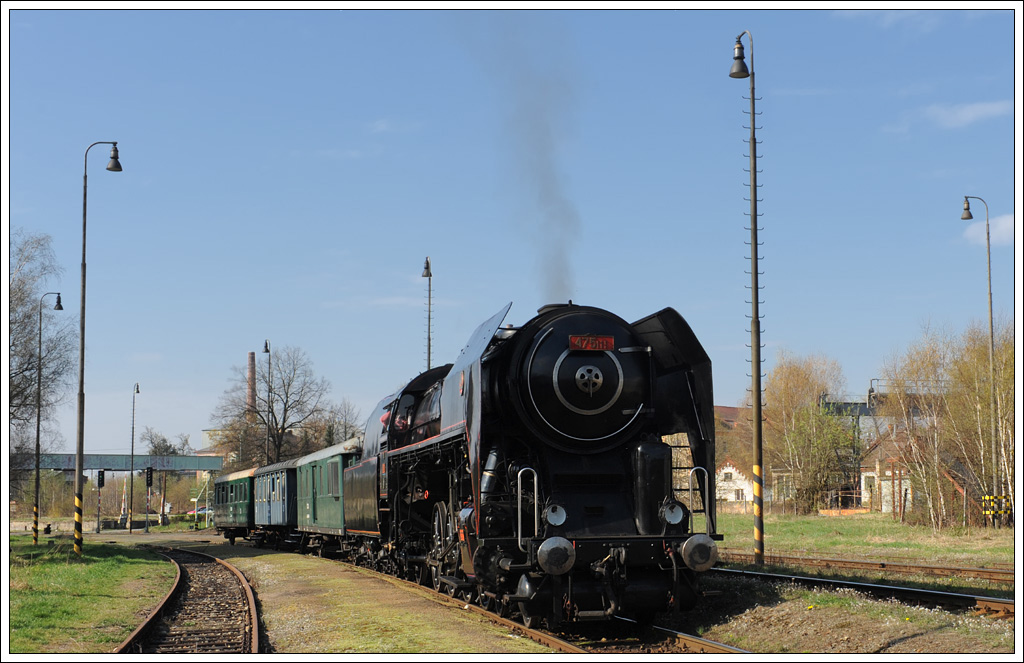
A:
[8,535,177,653]
[714,512,1014,597]
[716,512,1014,567]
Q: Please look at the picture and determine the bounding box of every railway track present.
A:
[718,550,1015,584]
[116,547,259,654]
[564,617,750,654]
[712,566,1015,618]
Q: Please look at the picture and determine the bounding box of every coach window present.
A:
[328,459,340,497]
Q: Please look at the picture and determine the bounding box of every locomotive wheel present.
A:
[417,563,431,587]
[519,607,541,630]
[429,502,457,594]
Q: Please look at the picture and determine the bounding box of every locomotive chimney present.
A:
[247,351,256,416]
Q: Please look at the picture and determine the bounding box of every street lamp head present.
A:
[54,294,63,311]
[106,143,122,172]
[730,37,750,78]
[264,340,270,354]
[961,197,974,221]
[422,256,432,278]
[135,383,140,394]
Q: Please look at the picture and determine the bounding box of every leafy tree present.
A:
[762,349,849,513]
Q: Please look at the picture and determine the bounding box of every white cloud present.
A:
[835,9,942,33]
[924,101,1012,129]
[963,213,1014,247]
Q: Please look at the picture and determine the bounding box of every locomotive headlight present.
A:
[659,501,685,526]
[679,533,718,572]
[543,504,567,527]
[537,536,576,575]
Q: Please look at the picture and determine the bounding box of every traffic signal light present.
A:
[97,469,105,488]
[146,467,153,487]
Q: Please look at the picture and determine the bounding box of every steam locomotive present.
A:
[215,302,720,628]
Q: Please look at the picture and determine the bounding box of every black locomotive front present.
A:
[446,302,719,627]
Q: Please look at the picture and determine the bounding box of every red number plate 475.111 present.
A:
[569,335,615,351]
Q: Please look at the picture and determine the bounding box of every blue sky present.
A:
[6,6,1020,458]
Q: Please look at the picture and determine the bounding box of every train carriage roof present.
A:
[215,467,256,484]
[296,436,364,465]
[254,457,302,476]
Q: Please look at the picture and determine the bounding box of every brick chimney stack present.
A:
[247,351,256,415]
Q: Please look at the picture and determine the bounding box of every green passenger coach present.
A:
[297,439,361,553]
[213,467,256,545]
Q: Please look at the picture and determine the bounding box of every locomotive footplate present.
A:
[570,536,687,566]
[500,535,710,624]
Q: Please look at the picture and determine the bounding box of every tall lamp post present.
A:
[423,257,433,370]
[730,31,765,566]
[263,340,272,463]
[74,141,122,555]
[129,383,139,534]
[34,292,63,545]
[960,196,998,525]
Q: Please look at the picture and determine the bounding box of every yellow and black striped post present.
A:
[753,462,764,564]
[74,492,84,555]
[33,505,39,546]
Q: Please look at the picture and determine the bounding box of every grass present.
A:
[713,511,1015,597]
[7,535,177,653]
[716,511,1014,567]
[696,580,1018,653]
[228,550,549,653]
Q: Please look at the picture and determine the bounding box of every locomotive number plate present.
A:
[569,335,614,351]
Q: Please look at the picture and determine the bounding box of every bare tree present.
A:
[142,427,193,456]
[8,229,75,437]
[9,230,76,508]
[879,327,953,530]
[894,318,1016,528]
[303,398,364,449]
[211,345,331,464]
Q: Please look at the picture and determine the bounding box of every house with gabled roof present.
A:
[715,457,756,513]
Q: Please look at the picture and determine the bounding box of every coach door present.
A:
[310,462,318,525]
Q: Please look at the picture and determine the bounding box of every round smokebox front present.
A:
[520,312,648,452]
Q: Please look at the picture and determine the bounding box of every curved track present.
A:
[718,550,1015,584]
[712,567,1014,618]
[116,547,259,654]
